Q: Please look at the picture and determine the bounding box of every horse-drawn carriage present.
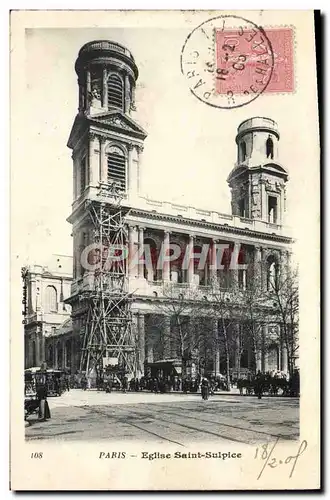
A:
[24,368,51,421]
[24,367,65,421]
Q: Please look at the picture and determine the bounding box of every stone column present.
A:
[72,155,77,200]
[138,227,145,279]
[146,316,154,363]
[40,332,45,365]
[52,339,56,368]
[281,344,288,373]
[209,239,217,285]
[163,316,171,359]
[125,74,130,113]
[30,278,36,313]
[102,67,107,108]
[76,156,81,197]
[55,341,59,369]
[231,244,239,290]
[86,69,91,108]
[255,348,262,373]
[163,231,171,281]
[89,134,99,187]
[287,250,292,271]
[233,323,241,374]
[127,144,135,196]
[262,324,268,372]
[213,318,220,376]
[128,226,137,277]
[138,313,145,374]
[279,250,287,283]
[35,332,40,367]
[86,69,92,102]
[100,138,107,184]
[63,340,67,369]
[254,245,264,290]
[136,145,143,194]
[131,84,136,111]
[187,234,194,284]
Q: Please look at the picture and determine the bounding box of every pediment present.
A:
[263,162,288,176]
[227,165,248,184]
[89,111,147,139]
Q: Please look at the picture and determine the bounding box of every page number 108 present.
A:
[31,452,43,459]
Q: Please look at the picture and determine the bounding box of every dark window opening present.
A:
[32,341,36,367]
[107,151,126,191]
[47,345,53,366]
[107,74,124,110]
[239,198,247,217]
[241,141,247,161]
[240,349,249,369]
[268,196,278,224]
[266,137,274,159]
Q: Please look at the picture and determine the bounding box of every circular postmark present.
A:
[180,15,274,109]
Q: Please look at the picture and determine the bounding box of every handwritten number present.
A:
[268,458,277,469]
[261,443,268,460]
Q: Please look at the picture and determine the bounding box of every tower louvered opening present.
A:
[107,74,124,110]
[107,148,126,191]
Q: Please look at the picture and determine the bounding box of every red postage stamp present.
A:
[215,27,294,95]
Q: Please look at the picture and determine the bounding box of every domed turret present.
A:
[75,40,139,116]
[228,117,288,225]
[235,117,280,165]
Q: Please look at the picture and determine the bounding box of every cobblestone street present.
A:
[25,390,299,445]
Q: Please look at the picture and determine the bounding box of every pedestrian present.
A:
[65,374,70,392]
[36,376,51,421]
[201,377,209,400]
[122,376,128,393]
[255,371,263,399]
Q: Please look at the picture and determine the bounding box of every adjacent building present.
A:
[23,255,73,370]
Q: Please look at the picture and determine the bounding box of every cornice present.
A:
[128,208,293,244]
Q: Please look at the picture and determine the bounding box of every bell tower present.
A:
[68,40,147,205]
[67,41,147,376]
[227,117,288,226]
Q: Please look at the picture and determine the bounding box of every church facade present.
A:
[63,40,295,379]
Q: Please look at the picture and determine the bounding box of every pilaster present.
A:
[163,231,171,281]
[187,234,194,284]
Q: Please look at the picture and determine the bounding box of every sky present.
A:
[15,12,319,267]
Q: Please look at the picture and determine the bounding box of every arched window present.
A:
[267,257,279,291]
[266,137,274,159]
[107,145,127,191]
[241,141,247,161]
[45,285,57,313]
[107,74,124,110]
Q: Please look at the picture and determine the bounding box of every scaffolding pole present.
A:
[79,181,136,380]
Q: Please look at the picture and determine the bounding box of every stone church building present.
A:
[24,40,294,378]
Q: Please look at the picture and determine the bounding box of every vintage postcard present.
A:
[10,10,320,490]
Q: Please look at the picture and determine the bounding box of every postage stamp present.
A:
[181,15,294,109]
[214,27,294,96]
